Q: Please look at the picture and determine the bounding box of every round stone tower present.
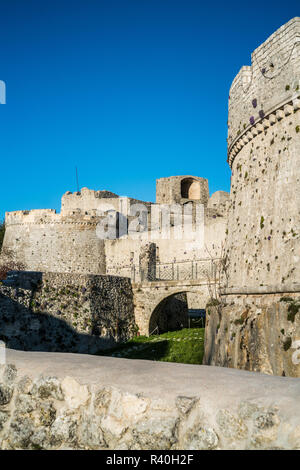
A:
[204,18,300,377]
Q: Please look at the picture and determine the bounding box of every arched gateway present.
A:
[132,279,210,336]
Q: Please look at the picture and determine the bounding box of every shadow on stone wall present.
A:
[149,293,189,334]
[0,271,137,355]
[0,292,116,354]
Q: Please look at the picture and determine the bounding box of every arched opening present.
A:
[149,292,189,335]
[181,178,200,199]
[186,291,206,328]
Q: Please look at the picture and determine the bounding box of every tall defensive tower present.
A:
[204,18,300,376]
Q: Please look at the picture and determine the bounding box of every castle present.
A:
[1,18,300,376]
[0,175,229,350]
[2,176,229,279]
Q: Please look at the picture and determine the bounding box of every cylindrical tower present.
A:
[204,18,300,376]
[2,209,106,275]
[226,17,300,292]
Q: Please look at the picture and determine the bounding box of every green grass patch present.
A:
[97,328,205,365]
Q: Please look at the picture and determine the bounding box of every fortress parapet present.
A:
[5,209,59,226]
[228,17,300,166]
[61,187,152,217]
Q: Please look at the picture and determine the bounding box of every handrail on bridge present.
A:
[108,258,221,283]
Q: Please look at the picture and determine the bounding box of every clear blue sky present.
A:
[0,0,298,219]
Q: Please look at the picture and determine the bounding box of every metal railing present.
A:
[107,259,219,283]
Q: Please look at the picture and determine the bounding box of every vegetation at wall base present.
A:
[97,327,205,364]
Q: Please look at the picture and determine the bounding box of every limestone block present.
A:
[284,104,294,115]
[276,109,285,120]
[61,377,90,409]
[293,97,300,110]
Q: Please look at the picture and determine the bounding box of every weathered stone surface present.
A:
[238,401,260,420]
[0,383,13,406]
[17,375,33,394]
[183,425,219,450]
[32,376,64,401]
[15,393,35,414]
[78,413,107,450]
[0,349,300,450]
[1,364,17,384]
[0,411,9,430]
[204,296,300,376]
[175,396,198,416]
[205,18,300,377]
[216,409,248,441]
[8,415,35,449]
[36,401,57,427]
[132,416,178,450]
[1,180,228,286]
[61,376,90,409]
[0,271,136,354]
[288,425,300,449]
[50,412,78,447]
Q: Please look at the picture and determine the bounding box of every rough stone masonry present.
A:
[204,17,300,376]
[0,271,136,354]
[1,177,229,278]
[1,350,300,450]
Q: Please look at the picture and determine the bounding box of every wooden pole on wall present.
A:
[76,167,79,193]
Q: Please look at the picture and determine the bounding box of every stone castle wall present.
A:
[226,17,300,291]
[1,177,229,277]
[4,209,106,275]
[104,205,228,277]
[0,271,135,354]
[228,18,300,287]
[227,105,300,290]
[203,294,300,376]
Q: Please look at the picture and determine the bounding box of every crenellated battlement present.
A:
[4,208,100,226]
[60,187,152,217]
[228,17,300,165]
[2,177,229,277]
[5,209,59,225]
[5,187,154,226]
[61,187,119,216]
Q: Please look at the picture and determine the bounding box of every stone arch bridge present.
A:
[132,278,213,336]
[113,259,219,336]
